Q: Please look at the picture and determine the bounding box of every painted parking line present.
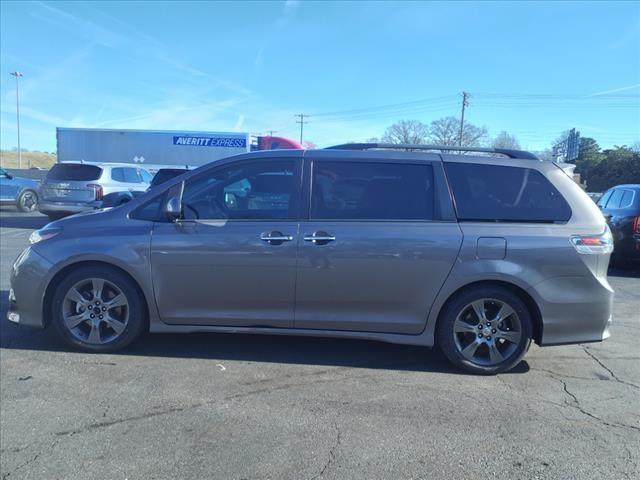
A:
[0,230,31,238]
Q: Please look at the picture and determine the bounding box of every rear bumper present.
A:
[8,247,53,328]
[532,274,614,346]
[38,200,101,214]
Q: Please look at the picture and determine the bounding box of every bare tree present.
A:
[428,116,487,147]
[533,149,554,162]
[381,120,430,144]
[492,131,521,149]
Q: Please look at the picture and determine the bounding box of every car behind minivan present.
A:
[38,162,152,220]
[11,145,613,374]
[597,184,640,266]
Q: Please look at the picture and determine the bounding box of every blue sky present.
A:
[1,0,639,152]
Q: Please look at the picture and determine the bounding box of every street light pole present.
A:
[10,71,24,169]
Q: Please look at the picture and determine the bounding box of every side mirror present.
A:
[164,196,182,220]
[162,180,185,221]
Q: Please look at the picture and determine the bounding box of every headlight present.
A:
[29,226,62,245]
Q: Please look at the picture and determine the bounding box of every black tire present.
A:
[437,286,533,375]
[51,265,147,353]
[17,189,38,212]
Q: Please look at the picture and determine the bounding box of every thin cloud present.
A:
[254,48,264,69]
[234,114,246,131]
[85,3,253,97]
[95,98,245,128]
[31,1,126,48]
[590,84,640,97]
[0,105,67,126]
[276,0,299,28]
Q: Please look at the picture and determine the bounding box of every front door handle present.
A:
[303,231,336,245]
[260,231,293,245]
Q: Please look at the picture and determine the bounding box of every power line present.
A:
[311,94,459,118]
[459,91,470,147]
[294,113,309,145]
[309,92,638,119]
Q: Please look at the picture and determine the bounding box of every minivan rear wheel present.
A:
[437,286,532,374]
[51,266,146,352]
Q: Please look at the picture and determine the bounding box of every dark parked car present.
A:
[9,144,614,374]
[0,167,39,212]
[149,168,189,189]
[597,184,640,266]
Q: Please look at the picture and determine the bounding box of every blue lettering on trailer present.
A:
[173,136,247,148]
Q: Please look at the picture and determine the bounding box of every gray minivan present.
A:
[9,145,614,374]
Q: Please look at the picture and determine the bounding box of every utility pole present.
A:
[10,71,24,168]
[294,113,309,145]
[458,91,470,147]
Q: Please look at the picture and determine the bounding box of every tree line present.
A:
[368,117,520,150]
[370,118,639,191]
[569,138,640,191]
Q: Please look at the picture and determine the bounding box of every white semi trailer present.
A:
[56,128,300,172]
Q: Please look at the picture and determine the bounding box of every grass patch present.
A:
[0,150,57,169]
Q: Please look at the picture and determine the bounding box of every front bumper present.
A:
[8,247,54,328]
[38,200,101,215]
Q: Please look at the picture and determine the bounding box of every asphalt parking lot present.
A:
[0,208,638,480]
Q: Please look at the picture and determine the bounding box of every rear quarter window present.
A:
[46,164,102,181]
[444,162,572,223]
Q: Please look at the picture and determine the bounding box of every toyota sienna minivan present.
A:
[9,144,614,374]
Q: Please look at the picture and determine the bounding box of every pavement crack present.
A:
[53,372,367,439]
[530,367,608,382]
[582,346,640,390]
[310,422,342,480]
[544,370,640,433]
[1,439,59,480]
[54,404,198,437]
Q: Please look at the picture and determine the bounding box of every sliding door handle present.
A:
[303,231,336,245]
[260,231,293,245]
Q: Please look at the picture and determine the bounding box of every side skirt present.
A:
[149,323,435,347]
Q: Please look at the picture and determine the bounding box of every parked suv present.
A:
[0,167,39,212]
[10,145,614,374]
[38,162,152,220]
[597,184,640,266]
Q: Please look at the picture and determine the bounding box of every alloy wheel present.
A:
[453,298,522,366]
[62,278,129,345]
[20,191,37,211]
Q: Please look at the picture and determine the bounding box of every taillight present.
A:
[633,216,640,235]
[571,226,614,255]
[87,184,103,200]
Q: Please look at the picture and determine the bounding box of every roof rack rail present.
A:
[325,143,539,160]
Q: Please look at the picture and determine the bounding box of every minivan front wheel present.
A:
[51,266,146,352]
[437,286,532,374]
